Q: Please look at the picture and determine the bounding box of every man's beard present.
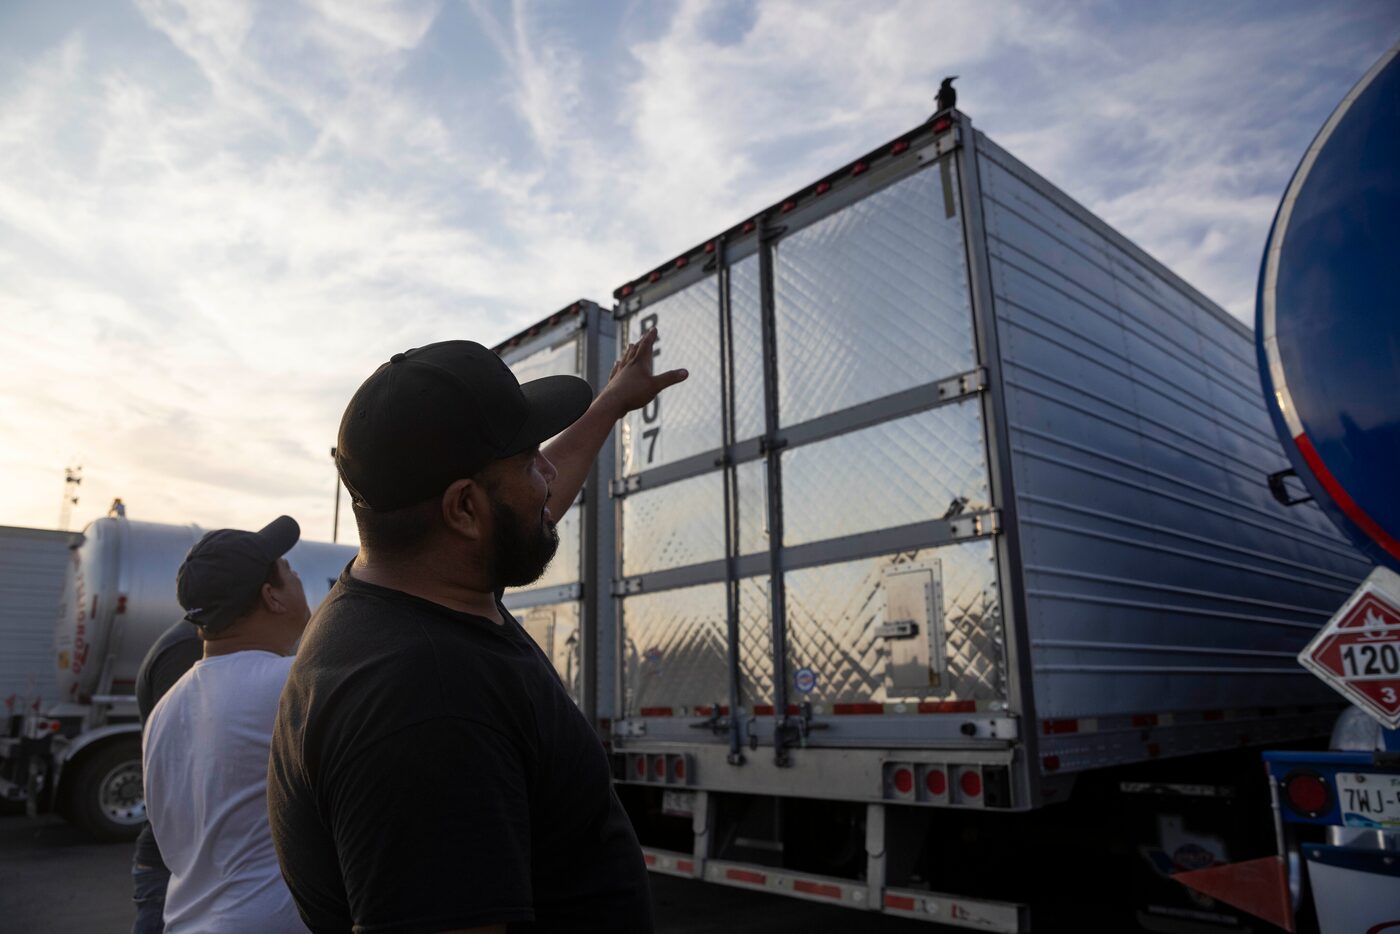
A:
[489,494,559,589]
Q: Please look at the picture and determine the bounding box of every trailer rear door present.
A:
[611,129,1013,754]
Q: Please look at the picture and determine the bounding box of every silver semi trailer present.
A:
[496,108,1372,930]
[0,525,77,722]
[0,516,355,840]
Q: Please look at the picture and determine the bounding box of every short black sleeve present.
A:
[284,716,535,932]
[136,621,202,723]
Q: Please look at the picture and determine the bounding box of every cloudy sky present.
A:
[0,0,1395,540]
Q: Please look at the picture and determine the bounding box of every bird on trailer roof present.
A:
[937,76,958,113]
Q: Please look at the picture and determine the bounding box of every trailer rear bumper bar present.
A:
[640,845,1028,931]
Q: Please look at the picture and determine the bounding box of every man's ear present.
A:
[441,477,486,540]
[260,581,286,615]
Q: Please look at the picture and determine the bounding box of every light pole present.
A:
[330,447,340,543]
[58,465,81,531]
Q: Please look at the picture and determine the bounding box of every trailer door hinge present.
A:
[917,127,962,163]
[935,367,987,403]
[611,475,643,497]
[948,509,1001,540]
[612,577,643,597]
[877,620,918,639]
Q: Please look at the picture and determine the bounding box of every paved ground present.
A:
[0,815,944,933]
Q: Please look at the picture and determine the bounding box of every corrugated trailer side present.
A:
[968,131,1371,773]
[0,526,75,714]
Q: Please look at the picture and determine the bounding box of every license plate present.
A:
[1337,772,1400,828]
[661,789,695,818]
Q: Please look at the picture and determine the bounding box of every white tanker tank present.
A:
[54,518,352,706]
[1,515,355,840]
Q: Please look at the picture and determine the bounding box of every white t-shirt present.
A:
[143,650,306,933]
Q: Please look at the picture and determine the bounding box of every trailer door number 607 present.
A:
[638,313,661,465]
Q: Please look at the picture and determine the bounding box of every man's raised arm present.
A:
[542,327,686,517]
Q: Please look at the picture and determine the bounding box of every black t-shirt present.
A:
[136,621,202,723]
[133,620,203,868]
[268,570,652,934]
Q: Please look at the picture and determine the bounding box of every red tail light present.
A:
[1282,771,1330,817]
[925,768,947,796]
[891,140,910,155]
[893,766,914,794]
[960,770,983,798]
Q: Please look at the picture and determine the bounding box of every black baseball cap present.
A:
[177,516,300,633]
[336,340,593,511]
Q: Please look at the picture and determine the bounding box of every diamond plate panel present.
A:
[621,277,722,475]
[519,600,582,703]
[781,400,991,547]
[737,576,774,709]
[621,582,727,714]
[736,459,768,556]
[620,579,774,714]
[506,336,582,383]
[783,540,1005,706]
[529,504,581,589]
[774,165,975,426]
[621,471,725,576]
[729,253,766,442]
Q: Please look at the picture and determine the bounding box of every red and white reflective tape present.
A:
[639,699,998,718]
[704,859,871,909]
[640,847,697,879]
[1039,705,1322,738]
[884,887,1025,932]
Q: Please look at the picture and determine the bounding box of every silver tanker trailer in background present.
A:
[0,515,356,840]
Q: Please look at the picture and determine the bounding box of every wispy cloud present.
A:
[0,0,1394,536]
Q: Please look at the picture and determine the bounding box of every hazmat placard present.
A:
[1299,566,1400,729]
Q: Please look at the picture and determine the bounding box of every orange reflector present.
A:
[834,703,882,715]
[794,880,842,899]
[1174,857,1294,932]
[727,868,766,885]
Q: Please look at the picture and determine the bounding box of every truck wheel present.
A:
[63,739,145,842]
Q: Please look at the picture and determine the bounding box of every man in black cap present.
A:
[143,517,311,934]
[269,330,685,933]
